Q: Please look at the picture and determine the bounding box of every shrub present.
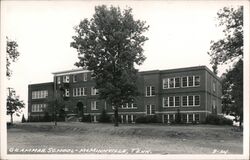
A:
[43,112,51,122]
[21,114,26,123]
[205,114,233,125]
[82,114,91,122]
[135,115,158,123]
[98,109,111,123]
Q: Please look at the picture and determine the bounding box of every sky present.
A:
[1,0,246,121]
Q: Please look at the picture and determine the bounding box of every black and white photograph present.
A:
[0,0,249,159]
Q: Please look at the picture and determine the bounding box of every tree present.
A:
[6,37,20,78]
[70,5,149,126]
[208,6,243,127]
[7,88,25,125]
[222,60,243,125]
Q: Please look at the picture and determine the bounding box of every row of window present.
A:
[120,115,135,123]
[32,90,48,99]
[163,76,200,89]
[31,104,47,112]
[57,73,88,84]
[162,95,200,107]
[64,87,99,97]
[162,113,200,123]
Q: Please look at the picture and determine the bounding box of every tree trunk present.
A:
[114,106,119,127]
[10,113,13,125]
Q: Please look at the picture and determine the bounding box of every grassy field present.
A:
[7,122,243,154]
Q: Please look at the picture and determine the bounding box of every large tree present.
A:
[71,5,149,126]
[6,37,20,78]
[208,6,243,126]
[7,88,25,125]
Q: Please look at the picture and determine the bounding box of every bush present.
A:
[135,115,158,123]
[82,114,91,122]
[43,112,52,122]
[205,114,233,125]
[98,109,111,123]
[21,114,26,123]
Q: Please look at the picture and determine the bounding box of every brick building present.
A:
[28,66,222,123]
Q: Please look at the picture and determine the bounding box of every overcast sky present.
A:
[1,0,246,120]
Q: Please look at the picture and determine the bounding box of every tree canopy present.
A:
[208,6,243,68]
[6,37,20,78]
[208,6,243,126]
[70,5,149,126]
[7,88,25,124]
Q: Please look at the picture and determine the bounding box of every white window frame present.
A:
[145,86,155,97]
[32,104,47,112]
[65,89,70,97]
[182,77,188,87]
[182,95,200,107]
[163,96,180,107]
[213,81,216,92]
[57,76,61,84]
[91,87,99,95]
[73,75,77,83]
[146,104,155,115]
[32,90,48,99]
[73,87,86,97]
[91,101,98,110]
[63,75,70,83]
[194,76,200,86]
[83,73,87,81]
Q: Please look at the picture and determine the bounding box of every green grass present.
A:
[7,122,243,154]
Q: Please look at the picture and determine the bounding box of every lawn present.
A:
[7,122,243,154]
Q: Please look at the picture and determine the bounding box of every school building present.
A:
[28,66,222,123]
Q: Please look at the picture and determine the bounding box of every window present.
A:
[182,96,187,106]
[163,79,168,89]
[73,87,86,97]
[194,76,200,86]
[188,114,193,123]
[163,97,168,107]
[182,95,200,107]
[163,77,181,89]
[169,114,175,123]
[188,96,193,106]
[73,75,77,82]
[195,96,200,106]
[146,105,155,115]
[163,96,180,107]
[83,73,87,81]
[91,87,99,95]
[121,102,136,109]
[146,86,155,97]
[175,77,180,88]
[169,97,174,106]
[92,115,97,122]
[175,96,180,106]
[63,75,70,83]
[91,101,98,110]
[65,89,70,97]
[188,76,194,86]
[182,114,187,123]
[32,90,48,99]
[213,81,216,92]
[31,104,47,112]
[195,114,200,122]
[182,77,187,87]
[169,78,174,88]
[57,77,61,84]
